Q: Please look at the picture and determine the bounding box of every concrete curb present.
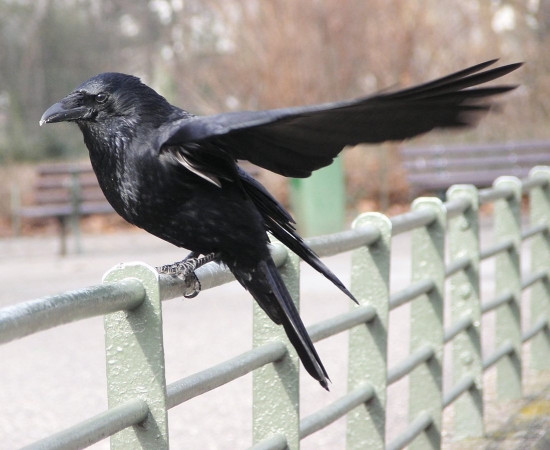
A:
[486,383,550,449]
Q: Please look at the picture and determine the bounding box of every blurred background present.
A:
[0,0,546,237]
[1,2,549,448]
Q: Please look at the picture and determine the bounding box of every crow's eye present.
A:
[96,93,108,104]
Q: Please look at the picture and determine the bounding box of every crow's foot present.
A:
[156,252,217,298]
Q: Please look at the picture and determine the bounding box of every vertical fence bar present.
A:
[529,167,550,370]
[447,185,483,439]
[409,198,446,450]
[494,176,523,400]
[253,248,300,450]
[103,262,169,449]
[347,213,391,450]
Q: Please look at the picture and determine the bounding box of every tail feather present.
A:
[267,221,357,304]
[239,167,357,304]
[232,257,330,389]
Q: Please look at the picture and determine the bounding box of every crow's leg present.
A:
[183,251,201,262]
[156,252,218,298]
[156,252,217,275]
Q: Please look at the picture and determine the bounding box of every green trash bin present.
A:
[290,157,346,237]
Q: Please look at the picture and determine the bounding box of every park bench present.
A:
[401,140,550,198]
[12,163,114,255]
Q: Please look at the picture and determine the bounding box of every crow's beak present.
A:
[39,102,87,126]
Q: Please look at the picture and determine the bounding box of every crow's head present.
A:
[40,73,173,129]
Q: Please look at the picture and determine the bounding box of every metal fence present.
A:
[1,166,550,449]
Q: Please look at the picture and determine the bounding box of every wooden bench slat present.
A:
[403,153,550,172]
[34,191,107,205]
[18,202,115,218]
[400,140,550,197]
[406,168,530,190]
[401,140,550,156]
[36,164,96,176]
[35,176,100,190]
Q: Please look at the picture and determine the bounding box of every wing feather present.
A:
[158,61,521,178]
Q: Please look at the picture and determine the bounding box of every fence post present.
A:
[447,185,483,439]
[103,262,169,449]
[253,246,300,449]
[529,167,550,370]
[493,176,523,400]
[347,212,391,450]
[409,197,446,450]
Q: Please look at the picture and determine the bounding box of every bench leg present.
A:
[10,184,22,237]
[59,217,68,256]
[69,172,83,254]
[70,214,83,254]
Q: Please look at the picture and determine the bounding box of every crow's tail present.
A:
[239,167,357,304]
[232,257,329,390]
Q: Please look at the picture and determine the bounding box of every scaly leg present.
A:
[156,252,218,298]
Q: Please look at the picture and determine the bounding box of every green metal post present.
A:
[253,246,299,450]
[290,157,346,237]
[103,263,169,449]
[347,213,391,450]
[409,197,446,450]
[529,167,550,371]
[494,176,522,400]
[447,185,483,439]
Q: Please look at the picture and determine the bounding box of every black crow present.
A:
[40,60,520,389]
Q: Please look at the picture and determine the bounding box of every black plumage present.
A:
[40,60,520,389]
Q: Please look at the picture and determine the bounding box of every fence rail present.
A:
[2,166,550,449]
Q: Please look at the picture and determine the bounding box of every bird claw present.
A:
[156,253,217,298]
[182,273,201,299]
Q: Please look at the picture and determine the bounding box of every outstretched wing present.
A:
[159,60,521,178]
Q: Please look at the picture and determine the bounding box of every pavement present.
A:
[486,384,550,450]
[0,221,548,449]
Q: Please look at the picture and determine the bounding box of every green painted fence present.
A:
[2,166,550,449]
